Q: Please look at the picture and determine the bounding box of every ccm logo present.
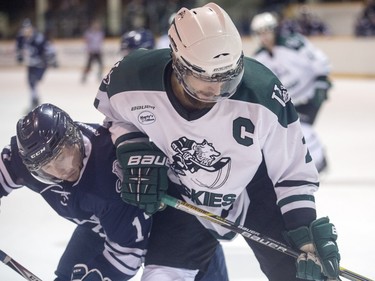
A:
[30,147,46,159]
[128,155,167,166]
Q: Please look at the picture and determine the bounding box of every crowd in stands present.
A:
[7,0,375,41]
[354,0,375,36]
[278,5,330,36]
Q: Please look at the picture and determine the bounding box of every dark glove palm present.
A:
[117,142,169,215]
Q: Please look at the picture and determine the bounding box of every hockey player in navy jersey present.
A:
[16,19,58,110]
[251,12,331,173]
[0,104,151,281]
[0,103,227,281]
[94,2,341,281]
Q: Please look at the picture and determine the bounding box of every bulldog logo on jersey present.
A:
[170,137,231,189]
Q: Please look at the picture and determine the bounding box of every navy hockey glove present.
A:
[16,55,23,64]
[286,217,340,281]
[117,142,169,215]
[71,264,111,281]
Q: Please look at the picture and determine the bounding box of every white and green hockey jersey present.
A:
[94,48,319,239]
[253,33,331,105]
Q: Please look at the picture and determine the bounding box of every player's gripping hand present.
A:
[117,142,169,215]
[286,217,340,280]
[16,55,23,64]
[71,264,111,281]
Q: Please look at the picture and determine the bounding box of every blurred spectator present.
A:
[15,18,58,111]
[81,20,104,83]
[251,12,332,173]
[354,0,375,36]
[155,12,176,49]
[279,5,330,36]
[122,0,149,33]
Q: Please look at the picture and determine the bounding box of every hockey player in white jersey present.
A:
[251,12,331,173]
[94,2,340,281]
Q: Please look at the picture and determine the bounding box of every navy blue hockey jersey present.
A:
[16,29,57,68]
[0,123,151,280]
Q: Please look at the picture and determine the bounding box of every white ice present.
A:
[0,67,374,281]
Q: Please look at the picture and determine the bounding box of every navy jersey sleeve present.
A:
[15,33,25,62]
[0,136,41,197]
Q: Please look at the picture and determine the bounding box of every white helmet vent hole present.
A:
[214,53,229,59]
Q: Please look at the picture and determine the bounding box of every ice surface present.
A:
[0,67,374,280]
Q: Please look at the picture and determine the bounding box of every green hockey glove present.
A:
[117,142,169,215]
[312,76,331,108]
[286,217,340,280]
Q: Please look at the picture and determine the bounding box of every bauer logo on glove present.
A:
[117,142,169,215]
[126,153,168,167]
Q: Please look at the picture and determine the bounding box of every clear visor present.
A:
[178,55,244,103]
[26,124,84,183]
[34,142,83,183]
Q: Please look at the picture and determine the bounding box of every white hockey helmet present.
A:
[168,2,244,103]
[251,12,278,33]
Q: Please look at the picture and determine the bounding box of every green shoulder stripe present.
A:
[106,48,171,98]
[232,57,298,127]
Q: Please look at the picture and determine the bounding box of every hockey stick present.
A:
[161,194,373,281]
[0,250,43,281]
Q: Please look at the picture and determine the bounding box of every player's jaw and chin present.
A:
[171,74,218,111]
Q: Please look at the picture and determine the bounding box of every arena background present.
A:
[1,1,374,280]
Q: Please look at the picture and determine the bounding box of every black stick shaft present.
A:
[0,250,43,281]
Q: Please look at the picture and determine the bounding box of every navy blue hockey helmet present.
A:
[120,29,155,51]
[22,18,33,28]
[16,103,84,181]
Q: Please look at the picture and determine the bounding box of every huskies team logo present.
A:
[170,137,231,189]
[272,84,290,106]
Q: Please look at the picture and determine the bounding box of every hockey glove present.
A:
[16,55,23,64]
[286,217,340,281]
[117,142,169,215]
[312,76,331,108]
[71,264,111,281]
